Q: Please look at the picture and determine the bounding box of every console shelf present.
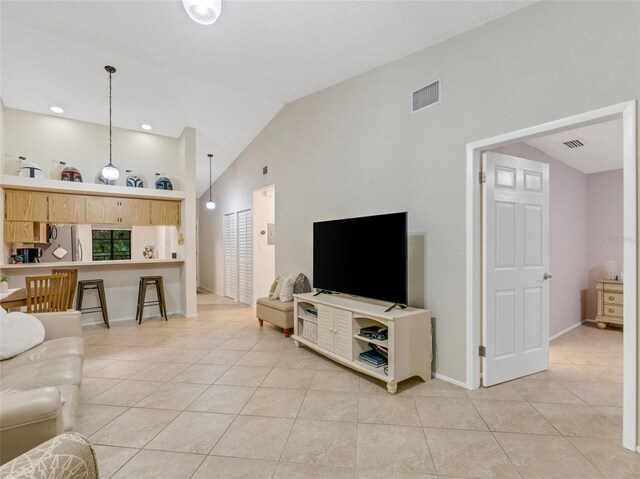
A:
[293,292,432,394]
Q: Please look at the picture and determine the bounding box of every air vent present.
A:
[563,139,584,149]
[412,80,440,112]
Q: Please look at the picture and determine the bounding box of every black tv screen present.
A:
[313,212,408,304]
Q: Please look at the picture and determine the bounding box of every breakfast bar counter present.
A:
[0,259,185,325]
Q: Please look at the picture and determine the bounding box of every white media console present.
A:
[292,292,432,394]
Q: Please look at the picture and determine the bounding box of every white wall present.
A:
[198,1,640,382]
[2,108,181,190]
[252,185,276,302]
[492,143,588,337]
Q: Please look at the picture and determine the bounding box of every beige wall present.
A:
[198,2,640,386]
[2,108,181,189]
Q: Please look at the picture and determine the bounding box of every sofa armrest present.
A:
[0,387,64,465]
[33,311,82,340]
[0,432,97,478]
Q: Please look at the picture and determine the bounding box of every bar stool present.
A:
[76,279,110,328]
[136,276,168,324]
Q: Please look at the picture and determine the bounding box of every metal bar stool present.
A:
[136,275,168,324]
[76,279,110,328]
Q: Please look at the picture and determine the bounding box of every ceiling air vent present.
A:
[412,80,440,112]
[562,139,584,149]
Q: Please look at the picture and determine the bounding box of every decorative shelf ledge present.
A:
[0,176,186,200]
[0,259,185,269]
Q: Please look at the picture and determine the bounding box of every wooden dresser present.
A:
[596,280,623,329]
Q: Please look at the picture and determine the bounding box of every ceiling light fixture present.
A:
[205,153,216,210]
[141,124,152,131]
[50,106,64,114]
[182,0,222,25]
[101,65,120,181]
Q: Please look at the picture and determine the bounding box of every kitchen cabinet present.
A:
[48,194,86,223]
[85,197,122,224]
[150,200,181,226]
[4,190,48,222]
[121,199,152,225]
[4,221,47,243]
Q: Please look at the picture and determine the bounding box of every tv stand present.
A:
[384,303,407,313]
[313,289,336,296]
[293,293,432,394]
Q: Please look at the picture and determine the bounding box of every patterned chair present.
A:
[0,433,98,479]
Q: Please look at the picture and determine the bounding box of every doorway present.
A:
[466,101,637,451]
[252,185,275,306]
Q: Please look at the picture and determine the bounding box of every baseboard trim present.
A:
[197,286,214,293]
[432,372,470,389]
[636,445,640,453]
[549,321,583,341]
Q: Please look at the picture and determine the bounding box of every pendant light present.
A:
[182,0,222,25]
[101,65,120,181]
[205,153,216,210]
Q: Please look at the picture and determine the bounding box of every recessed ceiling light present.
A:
[141,124,152,131]
[182,0,222,25]
[49,106,64,114]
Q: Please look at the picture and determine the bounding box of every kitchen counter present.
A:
[0,259,185,269]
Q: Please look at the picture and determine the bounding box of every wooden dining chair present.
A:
[25,273,71,313]
[52,268,79,310]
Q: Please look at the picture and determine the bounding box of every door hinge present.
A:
[479,172,486,184]
[479,345,486,357]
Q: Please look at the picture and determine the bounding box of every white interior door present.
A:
[238,209,253,305]
[224,212,237,300]
[483,152,550,386]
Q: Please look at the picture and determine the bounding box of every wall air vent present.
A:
[562,139,584,149]
[412,80,440,112]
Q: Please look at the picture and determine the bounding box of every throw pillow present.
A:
[279,274,297,302]
[0,310,45,360]
[293,273,312,294]
[271,275,284,300]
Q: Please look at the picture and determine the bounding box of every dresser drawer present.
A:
[603,293,623,305]
[603,305,623,318]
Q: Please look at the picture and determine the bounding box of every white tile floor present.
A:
[78,294,638,478]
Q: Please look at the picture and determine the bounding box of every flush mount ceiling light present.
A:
[101,65,120,181]
[182,0,222,25]
[49,105,64,114]
[141,124,152,131]
[205,153,216,210]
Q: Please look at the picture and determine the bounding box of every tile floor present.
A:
[78,294,638,478]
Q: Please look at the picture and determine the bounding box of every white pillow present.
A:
[0,310,45,360]
[279,274,298,302]
[271,275,285,300]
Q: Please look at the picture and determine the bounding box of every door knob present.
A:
[543,273,552,280]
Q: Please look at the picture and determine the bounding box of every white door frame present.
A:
[465,101,637,451]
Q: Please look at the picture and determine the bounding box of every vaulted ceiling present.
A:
[1,0,534,196]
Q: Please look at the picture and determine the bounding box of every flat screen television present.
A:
[313,212,408,304]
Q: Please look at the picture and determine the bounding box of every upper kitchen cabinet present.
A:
[48,194,86,223]
[121,199,152,225]
[85,196,122,224]
[151,200,181,226]
[4,190,48,221]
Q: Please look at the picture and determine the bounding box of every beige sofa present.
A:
[0,311,84,465]
[0,433,98,479]
[256,281,294,337]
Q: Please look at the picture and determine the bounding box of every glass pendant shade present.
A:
[102,163,119,180]
[182,0,222,25]
[205,199,216,210]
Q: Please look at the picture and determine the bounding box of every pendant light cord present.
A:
[208,154,213,201]
[109,69,112,165]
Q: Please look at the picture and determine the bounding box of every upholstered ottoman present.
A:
[256,297,294,337]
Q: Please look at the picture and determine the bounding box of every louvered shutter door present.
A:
[238,209,253,305]
[224,212,237,300]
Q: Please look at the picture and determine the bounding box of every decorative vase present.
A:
[97,174,116,186]
[0,282,8,293]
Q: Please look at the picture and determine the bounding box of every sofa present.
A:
[0,433,98,479]
[0,311,84,465]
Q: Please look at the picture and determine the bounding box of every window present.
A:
[92,230,131,261]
